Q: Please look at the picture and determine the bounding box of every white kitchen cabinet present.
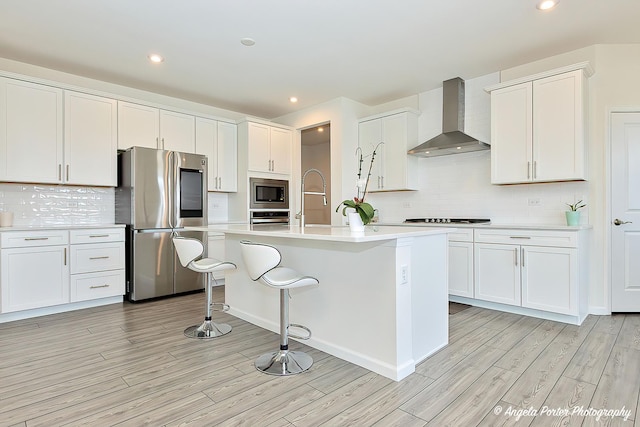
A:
[0,78,63,184]
[488,64,590,184]
[69,228,125,303]
[358,109,419,192]
[207,232,226,282]
[195,118,238,192]
[64,91,118,186]
[0,230,70,313]
[244,121,292,175]
[473,228,584,318]
[448,229,474,298]
[118,101,195,153]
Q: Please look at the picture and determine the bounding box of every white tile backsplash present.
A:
[0,183,114,226]
[207,192,229,223]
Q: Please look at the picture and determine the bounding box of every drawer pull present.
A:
[509,236,531,239]
[89,234,110,238]
[89,256,110,260]
[24,237,49,241]
[90,284,111,289]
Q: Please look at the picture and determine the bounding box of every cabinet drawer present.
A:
[71,242,124,274]
[1,230,69,248]
[474,229,577,248]
[70,270,125,302]
[70,228,124,244]
[448,228,474,242]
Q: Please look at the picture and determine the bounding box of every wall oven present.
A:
[250,178,289,210]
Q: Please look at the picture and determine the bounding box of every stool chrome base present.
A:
[255,349,313,376]
[184,320,232,339]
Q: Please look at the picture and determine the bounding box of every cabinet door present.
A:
[474,243,521,306]
[118,101,159,149]
[269,127,292,175]
[533,70,585,182]
[521,246,577,315]
[358,118,383,190]
[449,241,474,298]
[217,121,237,192]
[64,91,117,186]
[380,113,414,191]
[160,110,195,153]
[1,245,69,313]
[247,122,271,172]
[0,78,63,183]
[195,117,218,191]
[490,82,532,184]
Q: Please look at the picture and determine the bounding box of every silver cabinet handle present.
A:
[25,237,49,241]
[514,248,518,266]
[90,284,111,289]
[381,176,384,189]
[156,137,159,148]
[89,234,110,238]
[66,164,69,181]
[527,161,531,179]
[521,248,525,267]
[510,236,531,239]
[58,164,62,181]
[64,247,67,265]
[161,138,165,149]
[613,219,633,226]
[89,256,110,260]
[218,177,222,189]
[533,161,537,179]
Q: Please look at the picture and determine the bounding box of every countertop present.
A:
[381,222,592,231]
[0,224,126,232]
[187,223,456,243]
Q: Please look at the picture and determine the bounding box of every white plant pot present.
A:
[347,212,365,232]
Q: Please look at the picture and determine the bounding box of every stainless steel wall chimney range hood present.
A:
[408,77,489,157]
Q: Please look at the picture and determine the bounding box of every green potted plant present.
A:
[336,143,382,230]
[565,200,586,226]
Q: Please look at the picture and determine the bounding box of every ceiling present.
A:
[1,1,639,119]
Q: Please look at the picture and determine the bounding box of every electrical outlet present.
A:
[400,265,408,285]
[528,198,541,206]
[402,201,412,208]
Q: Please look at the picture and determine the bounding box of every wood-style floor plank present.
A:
[0,288,638,427]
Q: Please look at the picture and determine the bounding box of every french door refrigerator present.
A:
[116,147,208,301]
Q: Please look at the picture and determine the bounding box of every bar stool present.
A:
[239,240,319,375]
[173,237,236,339]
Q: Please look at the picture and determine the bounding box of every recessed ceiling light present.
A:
[240,38,256,46]
[537,0,559,10]
[148,53,164,63]
[289,96,298,103]
[317,127,324,133]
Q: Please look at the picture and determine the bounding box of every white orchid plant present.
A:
[336,143,383,225]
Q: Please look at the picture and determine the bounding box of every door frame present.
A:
[607,107,640,313]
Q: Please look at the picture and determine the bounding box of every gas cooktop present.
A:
[404,218,491,224]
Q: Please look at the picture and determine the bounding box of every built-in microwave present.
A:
[250,177,289,210]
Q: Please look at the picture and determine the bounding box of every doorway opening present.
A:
[301,123,331,225]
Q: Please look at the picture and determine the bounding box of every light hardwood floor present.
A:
[0,288,638,426]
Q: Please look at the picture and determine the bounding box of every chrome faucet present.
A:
[298,168,327,228]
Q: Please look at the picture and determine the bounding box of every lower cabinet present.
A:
[0,227,125,315]
[448,229,474,298]
[473,228,585,319]
[1,236,70,313]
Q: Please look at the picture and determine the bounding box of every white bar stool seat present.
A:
[173,237,236,339]
[240,240,319,375]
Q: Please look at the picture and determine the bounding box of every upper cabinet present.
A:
[64,91,117,186]
[358,109,419,192]
[242,121,292,175]
[195,118,238,192]
[117,101,195,153]
[0,78,116,186]
[487,63,592,184]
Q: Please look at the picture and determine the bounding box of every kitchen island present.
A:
[187,224,454,381]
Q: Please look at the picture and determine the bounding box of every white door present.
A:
[611,112,640,311]
[217,121,238,192]
[269,127,292,175]
[474,243,521,306]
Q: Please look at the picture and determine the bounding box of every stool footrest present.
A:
[288,323,311,340]
[210,302,230,312]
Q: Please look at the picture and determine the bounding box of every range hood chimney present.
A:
[408,77,489,157]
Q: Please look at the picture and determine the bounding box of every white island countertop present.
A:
[187,223,456,243]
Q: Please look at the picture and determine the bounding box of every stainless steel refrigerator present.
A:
[116,147,208,301]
